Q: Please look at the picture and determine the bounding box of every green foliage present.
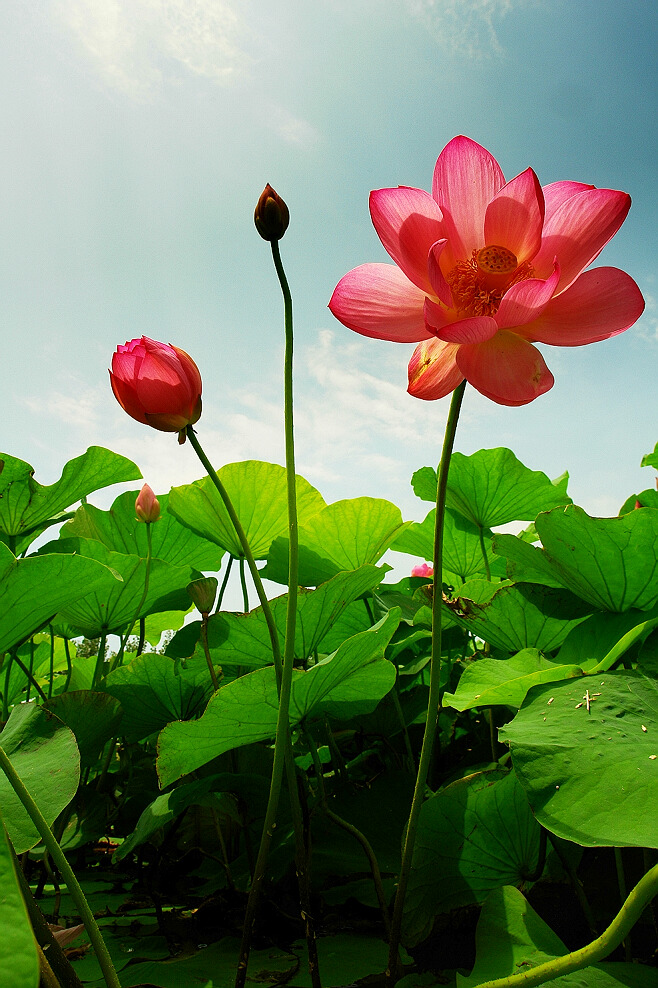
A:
[0,446,141,553]
[168,460,326,558]
[500,671,658,848]
[0,819,38,988]
[0,704,80,853]
[2,441,658,985]
[402,770,541,946]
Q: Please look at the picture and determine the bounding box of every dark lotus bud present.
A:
[254,184,289,241]
[187,577,218,615]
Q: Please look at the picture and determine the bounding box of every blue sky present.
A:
[3,0,657,537]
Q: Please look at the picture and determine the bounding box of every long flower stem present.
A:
[387,381,466,984]
[185,426,283,683]
[0,745,121,988]
[471,863,658,988]
[235,237,316,987]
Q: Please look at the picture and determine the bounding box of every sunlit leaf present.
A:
[411,449,570,526]
[168,460,326,559]
[443,648,586,712]
[61,490,224,570]
[157,611,400,786]
[265,497,407,585]
[0,543,121,652]
[500,671,658,848]
[0,447,141,553]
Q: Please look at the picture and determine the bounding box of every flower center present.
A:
[446,246,533,317]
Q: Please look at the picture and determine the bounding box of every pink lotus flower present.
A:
[411,562,434,579]
[110,337,202,437]
[329,137,644,406]
[135,484,161,524]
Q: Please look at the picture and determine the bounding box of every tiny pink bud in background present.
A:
[634,499,643,509]
[254,184,290,241]
[110,337,202,443]
[135,484,161,524]
[411,563,434,579]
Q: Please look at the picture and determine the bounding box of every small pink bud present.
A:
[254,184,289,241]
[634,499,642,509]
[135,484,161,524]
[411,563,434,579]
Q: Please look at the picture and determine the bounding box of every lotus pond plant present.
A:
[0,140,656,988]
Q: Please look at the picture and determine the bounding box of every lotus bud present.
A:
[135,484,161,524]
[187,577,218,615]
[254,184,289,241]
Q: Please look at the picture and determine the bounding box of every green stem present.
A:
[0,746,121,988]
[215,555,234,612]
[48,625,55,700]
[91,631,108,691]
[235,234,310,988]
[200,613,220,690]
[478,525,492,581]
[387,380,466,984]
[471,863,658,988]
[239,558,250,612]
[110,523,153,675]
[185,426,282,684]
[9,651,47,703]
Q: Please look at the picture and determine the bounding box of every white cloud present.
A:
[267,104,322,148]
[55,0,250,99]
[406,0,531,58]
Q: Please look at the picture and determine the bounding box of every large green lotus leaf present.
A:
[264,497,408,586]
[61,490,224,570]
[446,579,592,653]
[0,816,39,988]
[532,506,658,612]
[498,507,658,611]
[40,538,192,636]
[105,653,215,743]
[443,648,587,712]
[0,703,80,853]
[392,507,496,584]
[0,543,121,652]
[402,769,540,946]
[43,692,123,767]
[157,611,400,787]
[556,608,658,668]
[459,885,657,988]
[500,671,658,848]
[411,449,570,526]
[170,564,386,667]
[168,460,326,559]
[492,533,568,588]
[0,447,141,553]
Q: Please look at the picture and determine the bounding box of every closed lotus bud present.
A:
[110,336,202,444]
[411,562,434,579]
[254,184,289,241]
[187,577,218,615]
[135,484,161,524]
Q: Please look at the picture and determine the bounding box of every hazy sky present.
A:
[4,0,657,536]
